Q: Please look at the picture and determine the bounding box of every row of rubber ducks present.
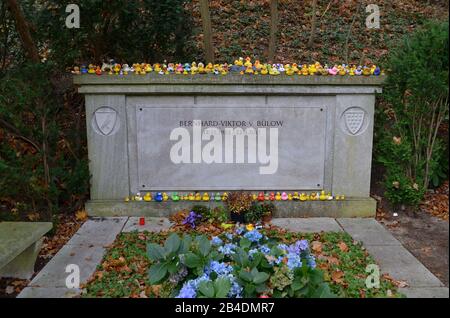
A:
[72,57,382,77]
[125,191,346,202]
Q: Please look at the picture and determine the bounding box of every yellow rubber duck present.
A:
[202,192,210,201]
[254,60,262,72]
[310,192,318,201]
[327,192,333,200]
[288,193,293,200]
[362,66,371,76]
[194,192,201,201]
[285,65,295,76]
[244,57,252,68]
[292,63,299,73]
[182,194,189,200]
[162,192,169,201]
[299,193,308,201]
[234,57,244,67]
[188,193,195,201]
[319,190,327,201]
[308,64,317,75]
[143,192,152,202]
[301,65,309,76]
[88,64,96,74]
[275,192,282,201]
[252,193,258,201]
[222,192,228,201]
[245,65,254,74]
[260,64,269,75]
[124,196,130,202]
[293,192,300,200]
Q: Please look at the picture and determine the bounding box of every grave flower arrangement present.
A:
[146,225,335,298]
[226,192,254,223]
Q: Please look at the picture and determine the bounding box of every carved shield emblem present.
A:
[94,108,117,136]
[344,110,365,135]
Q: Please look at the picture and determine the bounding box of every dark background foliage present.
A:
[0,0,448,221]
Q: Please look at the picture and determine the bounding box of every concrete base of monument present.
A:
[85,197,376,218]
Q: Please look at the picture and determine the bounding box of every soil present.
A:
[371,163,449,287]
[0,213,85,298]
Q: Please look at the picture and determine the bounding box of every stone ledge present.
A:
[74,73,386,86]
[85,198,376,218]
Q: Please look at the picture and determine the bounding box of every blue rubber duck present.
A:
[154,192,163,202]
[373,66,381,76]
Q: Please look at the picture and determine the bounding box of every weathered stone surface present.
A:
[76,74,382,217]
[336,218,401,246]
[86,198,376,218]
[0,238,43,280]
[65,217,127,247]
[27,243,105,288]
[18,287,80,298]
[364,245,444,288]
[122,217,172,232]
[0,222,52,275]
[271,218,343,233]
[399,287,449,298]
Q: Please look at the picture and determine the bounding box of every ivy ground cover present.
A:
[82,225,403,298]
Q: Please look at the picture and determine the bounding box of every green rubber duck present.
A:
[171,192,180,201]
[214,192,222,202]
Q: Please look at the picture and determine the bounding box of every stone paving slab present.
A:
[122,217,172,232]
[364,245,444,288]
[271,218,343,233]
[336,218,401,246]
[27,243,105,288]
[65,217,128,247]
[17,287,81,298]
[398,287,449,298]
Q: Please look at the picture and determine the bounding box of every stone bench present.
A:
[0,222,52,279]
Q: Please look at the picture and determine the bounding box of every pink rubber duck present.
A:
[328,65,338,76]
[281,192,288,201]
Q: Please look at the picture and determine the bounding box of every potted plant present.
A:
[226,191,253,223]
[261,203,275,223]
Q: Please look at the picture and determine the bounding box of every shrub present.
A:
[376,20,449,207]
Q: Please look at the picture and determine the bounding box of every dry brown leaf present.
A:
[75,210,88,221]
[338,241,349,252]
[331,270,345,284]
[311,241,323,253]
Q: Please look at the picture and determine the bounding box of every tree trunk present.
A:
[5,0,39,62]
[268,0,278,62]
[307,0,318,49]
[199,0,214,63]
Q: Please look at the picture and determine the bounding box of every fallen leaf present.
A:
[75,210,88,221]
[311,241,323,253]
[338,241,349,252]
[331,270,345,284]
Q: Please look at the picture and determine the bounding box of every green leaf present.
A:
[311,283,336,298]
[198,281,215,298]
[238,270,253,282]
[239,237,251,249]
[214,277,231,298]
[183,252,202,268]
[197,235,211,257]
[164,233,181,255]
[167,261,178,274]
[147,243,166,261]
[148,263,167,285]
[253,272,269,284]
[180,235,192,254]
